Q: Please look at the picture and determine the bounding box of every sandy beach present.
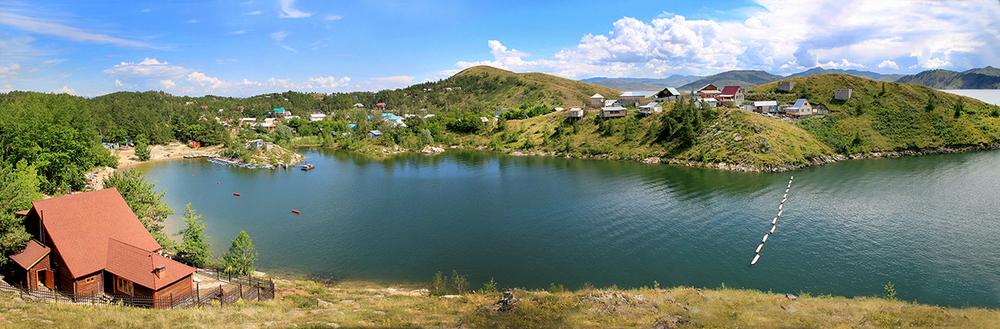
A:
[87,142,223,190]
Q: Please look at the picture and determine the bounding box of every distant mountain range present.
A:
[582,66,1000,91]
[895,66,1000,89]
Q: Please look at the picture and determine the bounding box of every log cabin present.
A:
[10,188,194,308]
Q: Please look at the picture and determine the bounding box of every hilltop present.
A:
[678,70,783,91]
[895,66,1000,89]
[750,74,1000,154]
[431,66,621,109]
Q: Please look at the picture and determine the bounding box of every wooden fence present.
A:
[0,270,275,309]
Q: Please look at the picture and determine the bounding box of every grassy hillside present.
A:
[750,74,1000,154]
[582,75,703,90]
[895,67,1000,89]
[433,66,621,109]
[3,278,997,328]
[679,70,783,90]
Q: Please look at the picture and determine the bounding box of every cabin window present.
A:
[115,277,133,296]
[86,277,95,283]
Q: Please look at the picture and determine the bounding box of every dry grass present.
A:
[1,279,997,328]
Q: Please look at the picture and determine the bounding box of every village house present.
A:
[309,113,327,122]
[694,98,718,108]
[779,99,827,118]
[778,81,796,92]
[654,87,683,101]
[368,130,383,139]
[272,108,286,117]
[696,84,719,99]
[619,91,648,107]
[10,189,194,308]
[603,99,621,107]
[600,106,628,119]
[636,101,662,115]
[567,107,584,119]
[718,86,745,106]
[753,101,778,113]
[590,94,605,108]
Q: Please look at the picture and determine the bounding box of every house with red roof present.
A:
[718,86,745,107]
[11,188,194,308]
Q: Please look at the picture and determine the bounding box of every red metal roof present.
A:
[10,239,50,270]
[30,188,162,278]
[720,86,741,97]
[105,238,194,290]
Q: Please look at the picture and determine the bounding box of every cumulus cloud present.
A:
[877,60,900,70]
[160,80,177,89]
[278,0,312,18]
[453,0,1000,78]
[50,86,75,94]
[188,72,224,90]
[307,76,350,88]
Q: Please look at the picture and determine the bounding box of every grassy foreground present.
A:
[1,279,997,328]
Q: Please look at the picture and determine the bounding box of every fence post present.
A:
[239,283,243,301]
[195,283,200,305]
[170,293,174,309]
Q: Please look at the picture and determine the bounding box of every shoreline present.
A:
[89,142,224,190]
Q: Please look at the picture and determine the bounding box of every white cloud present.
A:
[114,79,123,87]
[281,45,297,53]
[185,19,198,23]
[278,0,312,18]
[307,76,350,88]
[271,31,287,41]
[324,15,342,21]
[0,63,21,79]
[187,72,225,90]
[246,10,262,15]
[160,80,177,89]
[453,0,1000,78]
[0,12,159,49]
[228,30,246,35]
[819,59,866,69]
[877,60,899,70]
[103,58,191,79]
[140,8,151,13]
[50,86,75,94]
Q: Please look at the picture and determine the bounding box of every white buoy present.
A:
[751,254,760,265]
[781,198,787,204]
[790,176,794,180]
[756,243,763,253]
[785,189,789,193]
[772,217,777,225]
[762,234,769,243]
[769,225,776,234]
[777,210,783,217]
[778,204,783,211]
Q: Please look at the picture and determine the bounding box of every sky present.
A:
[1,0,998,97]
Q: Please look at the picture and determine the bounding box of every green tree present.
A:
[954,99,965,119]
[102,168,173,247]
[274,123,293,145]
[222,230,258,276]
[0,160,38,264]
[135,141,151,161]
[175,203,213,268]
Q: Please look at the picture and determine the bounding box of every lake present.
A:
[941,89,1000,106]
[140,149,1000,308]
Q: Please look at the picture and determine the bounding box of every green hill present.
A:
[895,67,1000,89]
[414,66,620,109]
[582,79,665,92]
[679,70,783,91]
[750,74,1000,154]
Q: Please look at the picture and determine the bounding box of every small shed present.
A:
[753,101,778,113]
[656,87,682,100]
[368,130,383,139]
[834,89,853,101]
[619,91,648,107]
[778,81,796,92]
[637,102,662,114]
[590,94,605,108]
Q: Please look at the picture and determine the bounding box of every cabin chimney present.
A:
[154,264,167,279]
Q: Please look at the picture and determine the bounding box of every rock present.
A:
[491,290,519,313]
[785,293,797,300]
[318,298,335,308]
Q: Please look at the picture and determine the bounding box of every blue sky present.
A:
[1,0,998,97]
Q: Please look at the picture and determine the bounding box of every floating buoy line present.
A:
[751,176,793,266]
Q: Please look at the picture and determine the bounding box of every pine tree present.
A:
[223,230,258,276]
[176,203,212,268]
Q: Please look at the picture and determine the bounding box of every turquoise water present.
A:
[141,149,1000,308]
